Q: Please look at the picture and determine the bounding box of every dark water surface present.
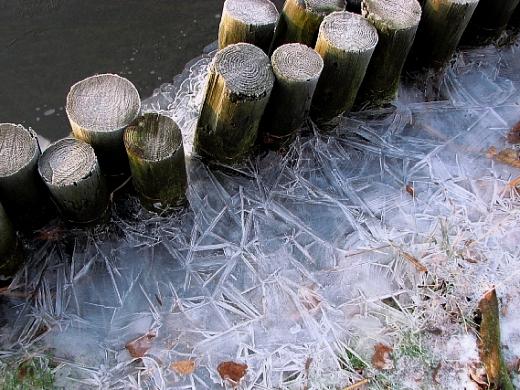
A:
[0,0,277,141]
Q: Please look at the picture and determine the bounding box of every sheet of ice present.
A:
[1,38,520,389]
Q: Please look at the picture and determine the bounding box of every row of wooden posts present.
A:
[1,0,519,278]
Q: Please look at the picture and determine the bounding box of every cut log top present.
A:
[362,0,422,31]
[319,11,379,52]
[271,43,324,82]
[0,123,38,177]
[213,43,275,98]
[223,0,279,25]
[39,138,97,186]
[66,73,141,132]
[124,114,183,161]
[302,0,346,15]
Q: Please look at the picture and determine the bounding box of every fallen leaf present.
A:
[217,361,248,384]
[171,360,196,376]
[507,121,520,144]
[487,147,520,168]
[125,332,156,358]
[406,184,415,197]
[371,343,393,370]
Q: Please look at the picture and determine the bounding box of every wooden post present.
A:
[38,138,110,224]
[0,123,52,229]
[511,5,520,27]
[356,0,422,107]
[66,73,141,176]
[409,0,479,69]
[270,0,345,50]
[310,11,378,128]
[218,0,279,53]
[0,201,22,282]
[124,113,188,210]
[463,0,520,43]
[260,43,323,147]
[194,43,275,163]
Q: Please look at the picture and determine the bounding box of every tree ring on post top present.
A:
[271,43,324,82]
[66,74,141,134]
[0,123,39,179]
[213,43,275,98]
[124,114,184,162]
[223,0,279,26]
[319,10,379,52]
[362,0,422,31]
[39,138,97,187]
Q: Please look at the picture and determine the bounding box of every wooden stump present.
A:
[194,43,275,163]
[66,73,141,176]
[409,0,479,69]
[124,113,188,210]
[463,0,520,43]
[356,0,422,107]
[218,0,279,53]
[270,0,346,50]
[260,43,323,147]
[0,201,22,282]
[38,138,110,224]
[0,123,51,228]
[310,11,378,128]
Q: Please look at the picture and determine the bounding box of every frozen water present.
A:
[2,37,520,389]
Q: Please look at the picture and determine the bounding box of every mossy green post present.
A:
[124,113,188,211]
[66,73,141,176]
[462,0,520,43]
[356,0,422,107]
[270,0,345,50]
[194,43,275,164]
[410,0,479,69]
[38,138,110,224]
[0,123,52,229]
[310,11,378,129]
[218,0,279,53]
[260,43,323,147]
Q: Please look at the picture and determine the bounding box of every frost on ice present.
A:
[1,38,520,389]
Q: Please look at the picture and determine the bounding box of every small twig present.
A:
[343,378,370,390]
[401,251,428,273]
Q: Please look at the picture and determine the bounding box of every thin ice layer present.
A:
[1,37,520,389]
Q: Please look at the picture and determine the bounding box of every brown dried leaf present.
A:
[125,332,156,358]
[217,361,248,384]
[371,343,393,370]
[170,360,196,376]
[507,121,520,144]
[406,184,415,197]
[487,147,520,168]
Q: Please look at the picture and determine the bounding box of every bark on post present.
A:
[218,0,279,53]
[477,288,514,390]
[0,201,22,282]
[463,0,520,43]
[194,43,275,163]
[356,0,422,107]
[260,43,323,147]
[270,0,345,50]
[38,138,110,224]
[66,74,141,176]
[0,123,51,228]
[310,11,378,128]
[409,0,479,69]
[124,113,188,211]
